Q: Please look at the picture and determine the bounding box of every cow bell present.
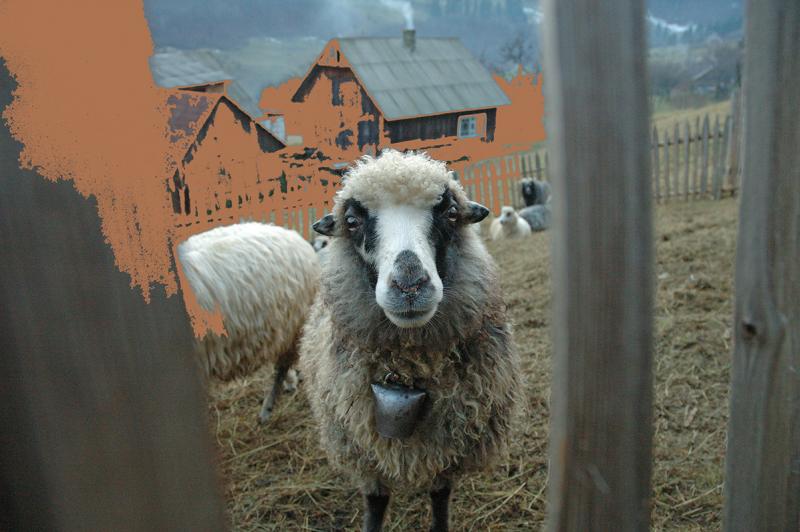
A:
[371,377,428,440]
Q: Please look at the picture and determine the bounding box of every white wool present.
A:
[336,149,466,211]
[178,222,320,380]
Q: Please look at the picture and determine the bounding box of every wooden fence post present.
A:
[545,151,550,181]
[683,121,691,201]
[663,129,671,200]
[652,127,661,202]
[535,152,543,180]
[726,89,743,194]
[723,0,800,530]
[542,0,653,529]
[700,114,710,197]
[0,64,226,531]
[692,115,701,197]
[672,122,680,198]
[711,115,724,199]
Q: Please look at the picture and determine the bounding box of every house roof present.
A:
[333,37,511,121]
[149,50,261,118]
[164,90,284,171]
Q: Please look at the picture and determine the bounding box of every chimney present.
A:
[403,29,416,52]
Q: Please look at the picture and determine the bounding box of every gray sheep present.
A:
[518,204,552,232]
[299,150,522,532]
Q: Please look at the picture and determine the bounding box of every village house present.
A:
[164,90,285,220]
[290,30,511,153]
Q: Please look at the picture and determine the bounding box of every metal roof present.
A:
[337,37,510,121]
[149,50,261,118]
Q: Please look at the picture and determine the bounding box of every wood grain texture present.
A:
[542,0,654,529]
[723,1,800,530]
[0,63,226,532]
[683,121,691,201]
[700,114,710,196]
[652,127,661,201]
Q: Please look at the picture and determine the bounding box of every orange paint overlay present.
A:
[0,0,175,301]
[0,3,546,339]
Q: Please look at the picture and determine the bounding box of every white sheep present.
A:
[178,222,320,424]
[300,150,522,531]
[490,206,532,240]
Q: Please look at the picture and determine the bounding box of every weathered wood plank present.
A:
[692,115,701,197]
[722,1,800,530]
[717,116,732,198]
[545,151,550,181]
[700,114,710,196]
[683,121,691,201]
[535,151,543,180]
[726,88,743,194]
[672,122,681,199]
[542,0,653,529]
[711,115,723,199]
[652,127,661,201]
[663,129,671,199]
[0,63,226,531]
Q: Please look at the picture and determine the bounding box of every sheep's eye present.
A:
[446,205,458,222]
[345,215,360,231]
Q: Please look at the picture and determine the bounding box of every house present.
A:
[164,90,285,219]
[290,30,510,153]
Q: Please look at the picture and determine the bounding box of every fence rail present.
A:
[459,110,741,215]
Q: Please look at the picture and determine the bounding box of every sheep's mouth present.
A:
[384,307,437,328]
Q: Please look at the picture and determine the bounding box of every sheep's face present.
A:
[522,181,535,200]
[312,236,330,252]
[314,186,489,329]
[498,206,518,226]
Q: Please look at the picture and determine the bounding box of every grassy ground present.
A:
[209,196,739,531]
[651,100,732,133]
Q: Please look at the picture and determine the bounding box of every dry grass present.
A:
[210,197,739,531]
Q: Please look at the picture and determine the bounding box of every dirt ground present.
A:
[209,196,739,531]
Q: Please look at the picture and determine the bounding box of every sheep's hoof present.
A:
[283,369,299,392]
[258,407,272,425]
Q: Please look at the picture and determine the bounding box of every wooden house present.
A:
[164,90,284,219]
[291,30,510,153]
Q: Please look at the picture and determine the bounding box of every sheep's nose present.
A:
[392,273,430,294]
[391,250,430,295]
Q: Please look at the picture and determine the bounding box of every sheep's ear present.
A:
[464,201,490,224]
[313,214,336,236]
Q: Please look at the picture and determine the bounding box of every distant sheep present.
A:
[300,150,522,531]
[178,222,320,424]
[518,204,552,232]
[520,178,551,206]
[490,206,532,240]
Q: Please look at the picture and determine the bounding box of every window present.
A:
[458,115,478,138]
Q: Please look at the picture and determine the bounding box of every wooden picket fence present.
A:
[460,108,743,215]
[2,1,797,530]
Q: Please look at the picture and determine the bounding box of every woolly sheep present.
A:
[520,177,551,206]
[518,204,552,232]
[300,150,522,531]
[490,206,532,240]
[178,222,320,424]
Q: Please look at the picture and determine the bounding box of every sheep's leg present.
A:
[258,364,289,424]
[282,368,299,392]
[362,482,390,532]
[429,481,452,532]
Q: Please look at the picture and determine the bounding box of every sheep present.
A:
[299,150,522,532]
[518,204,552,232]
[489,206,532,240]
[177,222,320,424]
[311,234,331,252]
[520,177,551,206]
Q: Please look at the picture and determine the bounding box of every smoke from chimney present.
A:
[381,0,414,30]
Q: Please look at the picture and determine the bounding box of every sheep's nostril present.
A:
[392,274,430,294]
